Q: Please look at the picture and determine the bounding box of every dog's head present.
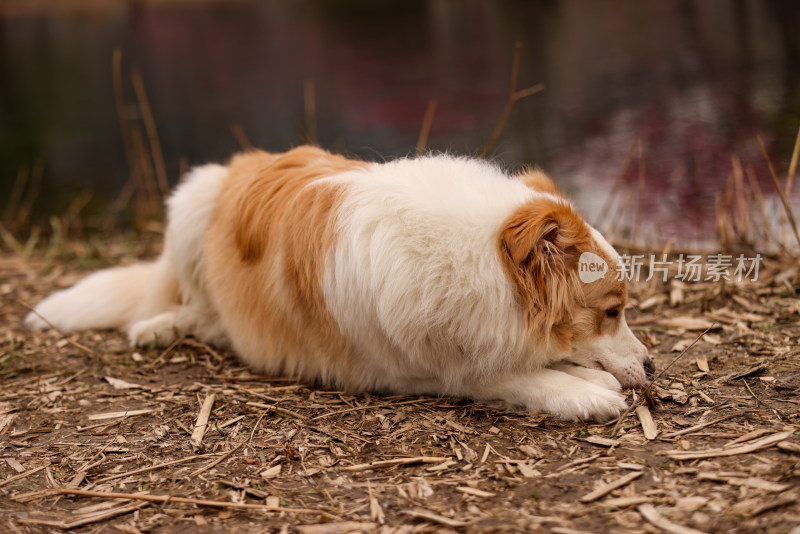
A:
[499,170,652,388]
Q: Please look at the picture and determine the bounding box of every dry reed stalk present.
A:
[416,100,438,157]
[744,165,771,245]
[304,79,318,146]
[132,67,170,197]
[609,186,635,241]
[715,194,731,251]
[3,167,28,224]
[631,139,646,244]
[787,122,800,196]
[112,48,135,189]
[756,135,800,251]
[731,156,749,240]
[480,42,544,157]
[230,123,253,151]
[596,138,638,231]
[15,159,44,230]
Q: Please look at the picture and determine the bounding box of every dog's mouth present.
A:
[586,360,605,372]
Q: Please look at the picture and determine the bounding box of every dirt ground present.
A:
[1,241,798,534]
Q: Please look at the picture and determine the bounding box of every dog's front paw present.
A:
[548,385,627,422]
[549,363,622,392]
[128,312,178,347]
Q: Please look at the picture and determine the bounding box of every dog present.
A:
[26,146,653,421]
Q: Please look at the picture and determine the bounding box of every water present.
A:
[2,0,799,246]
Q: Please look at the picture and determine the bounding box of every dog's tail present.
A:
[24,256,178,333]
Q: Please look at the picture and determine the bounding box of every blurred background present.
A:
[2,0,799,248]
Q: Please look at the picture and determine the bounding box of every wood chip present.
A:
[725,428,773,447]
[5,458,25,473]
[777,441,800,454]
[665,430,794,460]
[695,355,709,372]
[368,485,385,524]
[514,462,541,478]
[697,473,790,492]
[403,508,469,528]
[87,409,155,421]
[603,496,650,508]
[190,393,215,449]
[297,523,378,534]
[456,486,496,498]
[104,376,142,389]
[425,459,456,472]
[636,405,658,440]
[260,464,281,479]
[579,471,642,503]
[584,436,621,447]
[732,495,798,517]
[345,457,447,472]
[637,504,708,534]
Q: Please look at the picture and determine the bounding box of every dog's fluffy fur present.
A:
[27,146,652,421]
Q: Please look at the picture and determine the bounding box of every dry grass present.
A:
[1,240,799,533]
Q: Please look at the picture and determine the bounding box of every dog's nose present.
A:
[643,356,655,377]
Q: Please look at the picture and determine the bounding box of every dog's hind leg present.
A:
[127,163,230,348]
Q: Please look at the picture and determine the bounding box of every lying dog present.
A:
[26,146,652,421]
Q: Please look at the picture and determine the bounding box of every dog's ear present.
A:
[517,167,563,197]
[500,196,590,342]
[500,196,586,269]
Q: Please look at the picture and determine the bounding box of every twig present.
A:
[480,42,544,157]
[131,67,169,197]
[245,401,307,420]
[91,454,215,485]
[87,409,155,421]
[310,398,434,421]
[416,100,438,157]
[403,508,469,528]
[345,456,448,472]
[23,488,334,516]
[189,441,246,477]
[743,379,787,420]
[145,336,183,368]
[579,471,642,503]
[664,429,794,460]
[661,411,749,439]
[787,122,800,197]
[16,299,94,355]
[637,504,707,534]
[16,502,149,530]
[304,79,318,146]
[230,123,253,151]
[0,465,47,488]
[610,324,717,437]
[757,135,800,250]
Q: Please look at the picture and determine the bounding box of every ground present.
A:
[0,241,798,534]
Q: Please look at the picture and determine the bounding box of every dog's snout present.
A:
[643,356,655,377]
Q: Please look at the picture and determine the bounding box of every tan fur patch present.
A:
[204,146,368,383]
[518,168,564,196]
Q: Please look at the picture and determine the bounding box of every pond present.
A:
[2,0,799,248]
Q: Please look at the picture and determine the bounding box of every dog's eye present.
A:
[605,308,620,319]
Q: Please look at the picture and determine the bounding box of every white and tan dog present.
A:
[27,146,652,421]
